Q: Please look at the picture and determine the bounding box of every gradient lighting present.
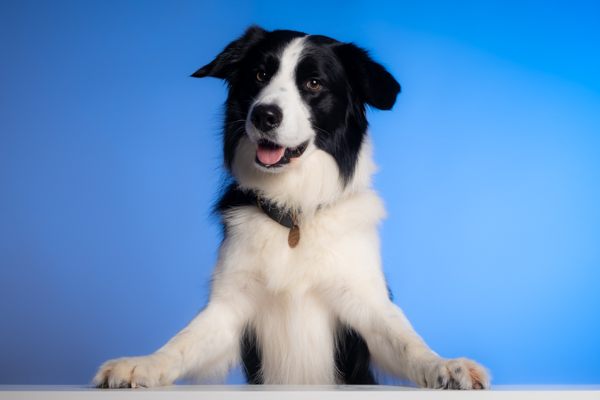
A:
[0,0,598,385]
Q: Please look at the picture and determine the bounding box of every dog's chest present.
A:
[218,190,386,383]
[252,289,337,384]
[222,190,385,293]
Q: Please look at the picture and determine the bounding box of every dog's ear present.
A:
[335,43,400,110]
[191,25,267,81]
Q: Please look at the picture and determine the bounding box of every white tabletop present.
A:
[1,385,600,399]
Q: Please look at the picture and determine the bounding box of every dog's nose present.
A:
[251,104,282,132]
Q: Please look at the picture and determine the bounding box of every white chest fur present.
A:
[213,186,387,383]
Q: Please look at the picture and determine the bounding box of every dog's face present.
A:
[193,26,400,185]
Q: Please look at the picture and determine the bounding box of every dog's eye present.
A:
[307,79,321,90]
[256,71,267,82]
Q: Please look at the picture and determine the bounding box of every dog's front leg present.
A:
[332,289,490,389]
[93,301,245,388]
[93,267,257,388]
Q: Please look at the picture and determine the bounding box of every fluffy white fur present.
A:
[94,35,490,389]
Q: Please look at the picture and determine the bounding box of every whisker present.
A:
[225,119,247,127]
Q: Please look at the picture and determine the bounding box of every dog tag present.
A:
[288,225,300,248]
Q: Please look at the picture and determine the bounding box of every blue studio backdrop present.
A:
[1,0,599,385]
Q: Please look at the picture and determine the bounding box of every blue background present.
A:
[1,0,599,385]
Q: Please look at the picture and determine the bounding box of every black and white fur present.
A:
[94,26,490,389]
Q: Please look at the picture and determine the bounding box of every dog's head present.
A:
[193,26,400,188]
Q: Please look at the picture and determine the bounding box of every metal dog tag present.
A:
[288,225,300,248]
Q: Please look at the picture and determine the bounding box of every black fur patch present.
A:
[335,325,376,384]
[216,182,256,213]
[213,182,254,238]
[240,326,263,384]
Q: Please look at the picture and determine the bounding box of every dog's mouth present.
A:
[255,139,309,168]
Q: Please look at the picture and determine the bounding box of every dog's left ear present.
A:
[191,25,267,81]
[335,43,400,110]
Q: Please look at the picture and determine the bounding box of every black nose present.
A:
[251,104,282,132]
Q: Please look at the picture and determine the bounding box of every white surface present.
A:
[1,385,600,399]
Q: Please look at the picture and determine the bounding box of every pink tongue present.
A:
[257,144,285,165]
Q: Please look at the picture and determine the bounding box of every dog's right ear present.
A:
[191,25,267,81]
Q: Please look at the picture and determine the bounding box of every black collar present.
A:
[256,192,296,229]
[217,184,296,229]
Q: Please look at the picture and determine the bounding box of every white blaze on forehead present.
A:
[247,37,314,148]
[272,36,306,88]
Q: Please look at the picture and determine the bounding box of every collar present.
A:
[217,184,303,248]
[255,192,296,229]
[217,184,296,229]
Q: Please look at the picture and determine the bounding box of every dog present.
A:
[93,26,490,389]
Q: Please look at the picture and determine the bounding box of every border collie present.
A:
[94,26,490,389]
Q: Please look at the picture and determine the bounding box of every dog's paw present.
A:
[93,354,174,389]
[422,357,490,390]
